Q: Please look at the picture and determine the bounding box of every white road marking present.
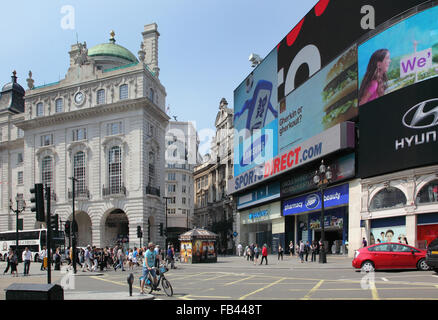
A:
[381,278,389,282]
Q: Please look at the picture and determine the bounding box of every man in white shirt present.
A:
[22,247,32,275]
[40,246,47,271]
[237,243,243,256]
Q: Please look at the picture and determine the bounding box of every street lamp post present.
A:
[313,160,332,264]
[163,196,171,249]
[9,195,26,258]
[69,177,78,274]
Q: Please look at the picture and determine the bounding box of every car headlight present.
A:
[354,251,360,259]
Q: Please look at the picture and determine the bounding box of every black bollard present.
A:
[127,273,134,296]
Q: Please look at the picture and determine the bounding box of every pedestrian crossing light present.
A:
[137,226,142,238]
[50,214,59,231]
[65,221,71,235]
[30,183,45,222]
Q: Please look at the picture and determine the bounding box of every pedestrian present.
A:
[362,237,368,247]
[311,241,317,262]
[278,245,284,261]
[114,246,125,271]
[289,241,294,256]
[305,241,311,262]
[154,245,161,268]
[403,236,409,245]
[246,246,250,261]
[296,243,300,260]
[9,249,18,277]
[22,247,32,276]
[250,244,255,262]
[299,241,305,263]
[237,243,242,257]
[260,244,268,265]
[167,245,175,269]
[3,248,11,274]
[253,244,259,265]
[54,248,61,271]
[40,246,47,271]
[82,246,93,272]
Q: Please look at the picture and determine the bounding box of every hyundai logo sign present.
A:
[402,98,438,129]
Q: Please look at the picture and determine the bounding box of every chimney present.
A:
[142,23,160,77]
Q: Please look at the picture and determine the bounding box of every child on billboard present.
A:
[358,49,391,106]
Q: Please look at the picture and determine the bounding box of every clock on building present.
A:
[74,91,85,105]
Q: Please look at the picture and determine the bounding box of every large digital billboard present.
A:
[278,46,358,153]
[234,49,278,177]
[358,75,438,178]
[358,5,438,106]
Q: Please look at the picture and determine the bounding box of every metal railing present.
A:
[102,184,126,196]
[68,188,90,199]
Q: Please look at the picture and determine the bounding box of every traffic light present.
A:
[137,226,142,238]
[159,223,164,236]
[65,221,71,235]
[50,214,59,231]
[30,183,45,222]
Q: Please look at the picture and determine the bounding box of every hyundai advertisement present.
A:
[358,5,438,106]
[234,49,278,177]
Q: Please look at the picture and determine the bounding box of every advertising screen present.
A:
[358,5,438,106]
[358,76,438,178]
[279,46,358,153]
[234,49,278,177]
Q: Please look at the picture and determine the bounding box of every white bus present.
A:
[0,229,66,262]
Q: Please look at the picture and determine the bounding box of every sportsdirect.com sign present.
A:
[228,122,355,194]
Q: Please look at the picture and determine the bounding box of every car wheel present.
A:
[417,258,429,271]
[361,260,375,273]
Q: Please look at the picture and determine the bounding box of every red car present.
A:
[352,242,429,272]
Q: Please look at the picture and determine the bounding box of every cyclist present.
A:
[140,242,160,294]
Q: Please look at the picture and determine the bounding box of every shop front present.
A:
[283,183,349,254]
[240,201,284,254]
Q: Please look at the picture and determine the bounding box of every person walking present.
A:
[299,241,305,263]
[22,247,32,276]
[114,247,125,271]
[305,241,311,262]
[246,246,250,261]
[40,246,47,271]
[154,245,161,268]
[289,241,294,257]
[82,246,93,272]
[260,244,268,265]
[3,248,11,274]
[253,244,259,265]
[362,237,368,248]
[311,241,317,262]
[9,249,18,277]
[278,245,284,261]
[237,243,243,257]
[54,248,62,271]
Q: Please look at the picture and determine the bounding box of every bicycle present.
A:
[140,264,173,296]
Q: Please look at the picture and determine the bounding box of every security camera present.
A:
[249,53,262,67]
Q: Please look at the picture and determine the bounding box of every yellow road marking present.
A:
[370,280,379,300]
[202,274,229,281]
[224,275,256,286]
[238,278,285,300]
[302,280,324,300]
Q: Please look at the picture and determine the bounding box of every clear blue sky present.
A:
[0,0,318,135]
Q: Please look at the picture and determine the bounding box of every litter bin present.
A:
[5,283,64,300]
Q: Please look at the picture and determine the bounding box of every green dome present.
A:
[88,42,138,63]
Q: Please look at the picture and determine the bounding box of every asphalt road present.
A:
[1,255,438,300]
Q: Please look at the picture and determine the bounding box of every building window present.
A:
[17,171,23,185]
[72,128,87,141]
[55,98,63,113]
[149,88,155,102]
[416,180,438,204]
[167,209,176,215]
[74,151,86,193]
[36,103,44,117]
[168,184,176,193]
[17,128,24,138]
[169,197,176,204]
[182,197,186,205]
[97,89,105,105]
[182,185,186,193]
[168,173,176,181]
[119,84,128,100]
[369,187,407,211]
[148,151,155,187]
[41,156,53,190]
[107,122,122,136]
[41,134,53,146]
[182,174,186,182]
[108,146,122,194]
[17,153,23,164]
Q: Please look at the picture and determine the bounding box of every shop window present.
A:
[416,179,438,204]
[369,187,407,211]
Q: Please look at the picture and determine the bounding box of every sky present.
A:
[0,0,318,150]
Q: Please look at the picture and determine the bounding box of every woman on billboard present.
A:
[358,49,391,105]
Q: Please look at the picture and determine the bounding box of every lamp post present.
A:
[313,160,332,264]
[163,196,171,249]
[69,177,78,274]
[9,195,26,258]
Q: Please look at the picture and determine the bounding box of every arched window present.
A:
[148,151,155,187]
[416,180,438,204]
[108,146,122,194]
[55,98,63,113]
[97,89,105,105]
[74,152,86,193]
[119,84,128,100]
[370,187,407,211]
[41,156,53,190]
[36,102,44,117]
